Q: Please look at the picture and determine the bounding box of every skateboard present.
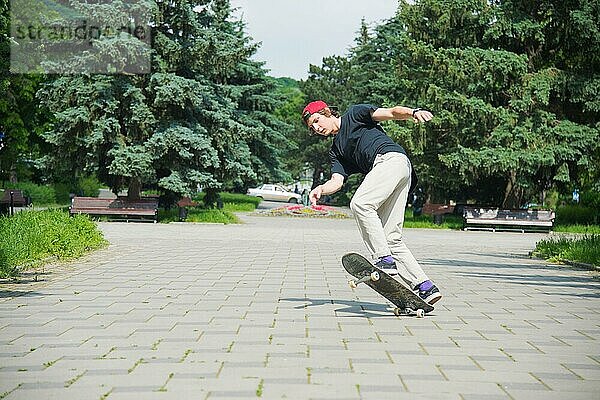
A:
[342,252,434,318]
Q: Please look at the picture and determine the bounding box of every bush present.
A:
[404,208,463,229]
[0,209,107,278]
[580,191,600,210]
[52,182,72,204]
[555,205,598,225]
[53,175,103,203]
[219,192,262,207]
[186,209,240,224]
[544,190,560,210]
[77,175,102,197]
[192,192,262,210]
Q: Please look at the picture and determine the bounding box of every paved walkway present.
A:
[0,215,598,399]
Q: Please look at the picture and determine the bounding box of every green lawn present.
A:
[156,192,260,223]
[0,209,107,278]
[533,235,599,268]
[403,209,463,230]
[552,224,600,234]
[159,208,241,224]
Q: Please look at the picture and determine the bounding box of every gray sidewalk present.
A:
[0,215,598,399]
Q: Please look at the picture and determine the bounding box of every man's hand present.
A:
[413,109,433,123]
[308,174,344,206]
[309,186,323,206]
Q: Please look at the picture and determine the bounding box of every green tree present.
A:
[38,0,291,203]
[37,1,156,198]
[305,0,600,208]
[442,0,600,207]
[0,0,49,184]
[151,0,291,204]
[271,78,304,181]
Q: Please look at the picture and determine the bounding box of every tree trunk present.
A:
[9,165,17,184]
[426,183,433,204]
[203,188,219,208]
[502,170,522,209]
[127,178,141,201]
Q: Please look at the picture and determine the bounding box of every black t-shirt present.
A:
[329,104,407,178]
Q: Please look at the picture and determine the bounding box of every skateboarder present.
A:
[302,101,441,305]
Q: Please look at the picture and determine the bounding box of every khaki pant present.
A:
[349,152,429,288]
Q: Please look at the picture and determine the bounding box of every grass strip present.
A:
[533,235,599,268]
[0,209,107,278]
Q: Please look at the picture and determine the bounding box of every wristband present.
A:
[412,108,423,117]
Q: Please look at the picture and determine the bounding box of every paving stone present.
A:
[0,216,598,398]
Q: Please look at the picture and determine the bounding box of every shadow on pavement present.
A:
[0,290,44,299]
[280,297,430,318]
[0,271,53,299]
[424,256,598,275]
[422,257,600,297]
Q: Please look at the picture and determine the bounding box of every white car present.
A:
[247,184,302,203]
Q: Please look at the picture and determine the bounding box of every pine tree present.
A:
[38,0,291,203]
[151,0,291,205]
[0,0,49,183]
[37,1,155,198]
[307,0,600,207]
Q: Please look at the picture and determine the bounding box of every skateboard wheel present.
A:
[393,307,401,316]
[405,308,413,315]
[349,280,357,289]
[416,309,425,318]
[370,271,380,281]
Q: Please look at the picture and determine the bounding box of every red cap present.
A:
[302,100,329,124]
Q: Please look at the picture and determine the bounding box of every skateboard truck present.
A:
[394,307,426,318]
[349,271,380,288]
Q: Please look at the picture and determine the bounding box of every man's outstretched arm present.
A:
[371,106,433,123]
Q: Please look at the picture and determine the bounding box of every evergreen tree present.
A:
[0,0,49,183]
[306,0,600,207]
[38,0,291,203]
[151,0,291,204]
[37,1,156,198]
[271,78,305,183]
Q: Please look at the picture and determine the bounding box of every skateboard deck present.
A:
[342,252,434,317]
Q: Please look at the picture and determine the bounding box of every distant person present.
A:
[294,184,299,194]
[572,188,580,204]
[301,189,309,206]
[303,100,441,305]
[412,187,424,217]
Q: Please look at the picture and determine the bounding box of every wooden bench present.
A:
[463,207,555,232]
[0,189,30,207]
[175,196,199,221]
[420,203,455,224]
[70,196,159,223]
[422,203,455,215]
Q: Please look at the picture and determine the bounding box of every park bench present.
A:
[176,196,199,221]
[421,203,455,224]
[0,189,31,215]
[0,189,30,207]
[462,206,555,232]
[70,196,159,223]
[422,203,455,215]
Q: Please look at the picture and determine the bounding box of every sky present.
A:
[229,0,400,80]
